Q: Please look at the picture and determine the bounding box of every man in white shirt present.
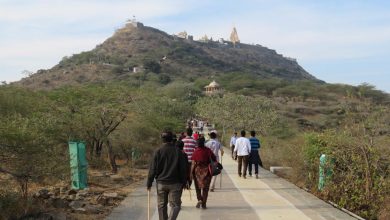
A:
[230,132,237,159]
[205,132,224,191]
[234,130,251,179]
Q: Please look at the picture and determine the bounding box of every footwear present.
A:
[256,174,259,179]
[196,201,202,208]
[210,189,214,192]
[202,203,207,209]
[249,174,252,177]
[243,176,247,179]
[238,174,241,177]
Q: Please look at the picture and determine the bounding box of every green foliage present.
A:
[356,83,389,104]
[0,87,45,116]
[67,51,95,65]
[158,74,171,85]
[160,82,202,103]
[268,118,296,139]
[130,89,193,132]
[302,103,390,219]
[196,93,278,142]
[303,133,331,165]
[143,60,161,73]
[0,88,69,199]
[0,190,42,219]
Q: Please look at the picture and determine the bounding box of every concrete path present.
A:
[107,149,357,220]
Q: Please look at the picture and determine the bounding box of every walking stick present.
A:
[148,189,151,220]
[220,155,223,189]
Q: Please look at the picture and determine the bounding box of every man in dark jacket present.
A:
[147,130,188,220]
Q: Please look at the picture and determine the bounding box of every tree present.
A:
[0,114,67,199]
[196,93,278,141]
[48,85,132,173]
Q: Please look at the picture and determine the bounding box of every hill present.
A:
[16,21,319,89]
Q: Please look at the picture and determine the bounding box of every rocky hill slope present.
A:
[17,22,319,89]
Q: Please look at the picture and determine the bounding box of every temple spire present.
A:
[230,26,240,47]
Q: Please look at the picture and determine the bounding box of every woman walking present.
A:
[190,137,216,209]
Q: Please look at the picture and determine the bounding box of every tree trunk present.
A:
[106,140,118,173]
[96,141,103,157]
[90,141,95,157]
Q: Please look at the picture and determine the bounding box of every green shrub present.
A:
[143,60,161,73]
[302,126,389,219]
[0,191,42,219]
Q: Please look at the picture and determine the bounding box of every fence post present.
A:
[318,154,326,191]
[69,141,88,190]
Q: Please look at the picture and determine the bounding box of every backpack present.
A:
[208,151,223,176]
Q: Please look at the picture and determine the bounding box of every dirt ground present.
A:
[61,167,148,220]
[0,166,148,220]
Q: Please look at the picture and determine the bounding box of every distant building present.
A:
[176,31,188,39]
[173,31,193,41]
[199,35,209,42]
[285,57,297,62]
[204,80,223,96]
[126,17,144,28]
[133,66,144,73]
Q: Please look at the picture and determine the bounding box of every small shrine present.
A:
[204,80,223,96]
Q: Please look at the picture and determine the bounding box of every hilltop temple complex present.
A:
[173,26,240,47]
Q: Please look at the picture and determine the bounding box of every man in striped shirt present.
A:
[183,128,197,186]
[248,130,262,179]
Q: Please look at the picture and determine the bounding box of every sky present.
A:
[0,0,389,92]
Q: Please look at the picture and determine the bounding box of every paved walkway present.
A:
[107,149,357,220]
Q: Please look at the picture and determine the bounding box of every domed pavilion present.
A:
[204,80,223,96]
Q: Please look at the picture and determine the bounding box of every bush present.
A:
[158,74,171,85]
[302,126,389,219]
[143,60,161,73]
[0,191,42,219]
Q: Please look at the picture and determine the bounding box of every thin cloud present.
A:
[0,0,197,22]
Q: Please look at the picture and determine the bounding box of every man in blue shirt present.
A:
[248,130,262,179]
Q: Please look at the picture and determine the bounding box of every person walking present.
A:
[205,132,224,192]
[230,132,238,159]
[147,130,188,220]
[248,130,262,179]
[233,130,251,179]
[183,128,197,186]
[190,137,216,209]
[193,131,199,141]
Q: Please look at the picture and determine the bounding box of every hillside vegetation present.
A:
[1,80,389,219]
